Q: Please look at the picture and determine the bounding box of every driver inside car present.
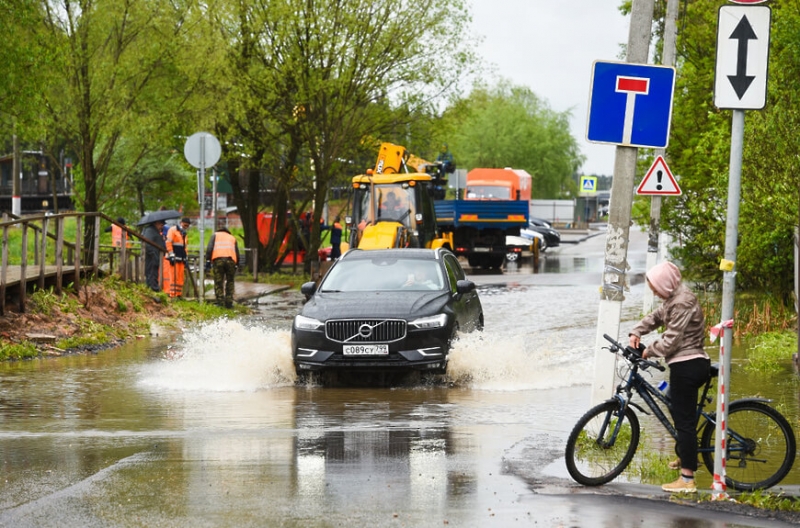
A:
[402,263,439,290]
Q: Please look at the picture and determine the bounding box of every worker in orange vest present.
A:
[163,217,191,298]
[205,223,240,308]
[105,217,132,248]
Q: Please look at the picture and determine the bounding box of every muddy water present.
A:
[1,231,799,527]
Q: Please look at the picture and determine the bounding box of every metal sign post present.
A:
[711,4,771,499]
[184,132,222,303]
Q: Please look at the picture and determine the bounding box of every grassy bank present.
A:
[0,276,249,361]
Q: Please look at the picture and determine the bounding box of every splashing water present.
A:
[446,331,593,391]
[139,307,596,392]
[139,318,297,392]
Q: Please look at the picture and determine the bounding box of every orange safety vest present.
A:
[165,225,187,260]
[111,224,130,248]
[211,231,237,263]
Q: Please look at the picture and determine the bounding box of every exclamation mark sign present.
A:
[656,170,663,191]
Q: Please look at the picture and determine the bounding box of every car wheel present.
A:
[506,251,519,262]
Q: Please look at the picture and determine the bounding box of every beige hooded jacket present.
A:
[629,263,708,364]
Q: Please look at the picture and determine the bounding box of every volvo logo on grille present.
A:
[358,324,373,338]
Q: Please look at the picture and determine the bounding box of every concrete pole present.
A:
[643,0,680,314]
[591,0,655,406]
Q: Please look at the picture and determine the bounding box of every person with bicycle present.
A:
[629,261,710,493]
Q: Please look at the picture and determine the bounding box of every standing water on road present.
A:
[2,229,799,527]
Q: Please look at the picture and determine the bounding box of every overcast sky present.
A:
[468,0,630,176]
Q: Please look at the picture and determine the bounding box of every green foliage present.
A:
[441,80,583,199]
[215,0,475,270]
[55,319,112,350]
[696,489,800,513]
[734,490,800,512]
[0,340,38,361]
[29,287,62,316]
[745,331,797,374]
[650,0,800,304]
[632,451,676,485]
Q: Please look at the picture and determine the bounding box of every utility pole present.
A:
[12,132,21,217]
[590,0,655,406]
[643,0,680,314]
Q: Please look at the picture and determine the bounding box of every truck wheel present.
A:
[489,256,504,269]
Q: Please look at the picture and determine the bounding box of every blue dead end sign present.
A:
[587,61,676,149]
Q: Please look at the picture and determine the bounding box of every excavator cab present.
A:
[346,143,452,250]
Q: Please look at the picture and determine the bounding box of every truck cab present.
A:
[464,168,532,201]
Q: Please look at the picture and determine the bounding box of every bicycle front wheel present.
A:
[700,401,797,491]
[565,401,640,486]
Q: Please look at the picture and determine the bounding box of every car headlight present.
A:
[410,314,447,329]
[294,314,323,330]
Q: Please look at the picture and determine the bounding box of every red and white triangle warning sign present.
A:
[636,156,681,196]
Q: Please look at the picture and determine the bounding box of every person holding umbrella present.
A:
[137,210,180,292]
[142,219,167,292]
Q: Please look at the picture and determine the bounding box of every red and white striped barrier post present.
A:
[710,318,734,500]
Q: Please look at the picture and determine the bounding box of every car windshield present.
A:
[320,258,445,292]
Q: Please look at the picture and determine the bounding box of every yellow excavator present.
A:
[346,143,453,250]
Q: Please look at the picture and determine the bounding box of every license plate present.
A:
[472,247,490,252]
[343,344,389,355]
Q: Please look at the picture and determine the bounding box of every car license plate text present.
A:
[343,344,389,355]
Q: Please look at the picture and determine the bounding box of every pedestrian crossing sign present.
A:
[580,176,597,194]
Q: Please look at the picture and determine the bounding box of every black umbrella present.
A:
[136,209,182,226]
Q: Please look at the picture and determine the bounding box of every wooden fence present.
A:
[0,212,199,315]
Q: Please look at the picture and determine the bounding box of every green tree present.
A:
[36,0,220,248]
[212,0,475,272]
[643,0,799,303]
[442,80,583,199]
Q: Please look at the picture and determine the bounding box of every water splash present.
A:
[446,331,592,391]
[139,318,297,392]
[138,314,595,392]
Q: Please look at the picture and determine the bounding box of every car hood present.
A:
[302,291,452,321]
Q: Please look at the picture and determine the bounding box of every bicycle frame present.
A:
[607,343,772,462]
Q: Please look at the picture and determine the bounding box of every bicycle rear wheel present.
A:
[565,401,640,486]
[700,401,797,491]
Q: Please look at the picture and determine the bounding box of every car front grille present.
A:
[325,319,407,343]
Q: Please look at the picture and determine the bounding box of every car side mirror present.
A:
[300,281,318,296]
[456,279,475,294]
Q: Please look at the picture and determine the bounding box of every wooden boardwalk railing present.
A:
[0,212,197,315]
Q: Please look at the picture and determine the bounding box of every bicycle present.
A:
[565,334,796,491]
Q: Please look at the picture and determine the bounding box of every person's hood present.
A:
[646,261,682,298]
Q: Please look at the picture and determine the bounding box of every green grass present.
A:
[695,489,800,512]
[745,331,796,374]
[0,340,39,360]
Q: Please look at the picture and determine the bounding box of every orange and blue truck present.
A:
[434,168,531,270]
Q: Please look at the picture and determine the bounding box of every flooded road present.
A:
[1,228,799,527]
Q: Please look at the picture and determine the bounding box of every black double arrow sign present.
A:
[727,15,758,99]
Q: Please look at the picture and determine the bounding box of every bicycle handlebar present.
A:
[602,333,666,372]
